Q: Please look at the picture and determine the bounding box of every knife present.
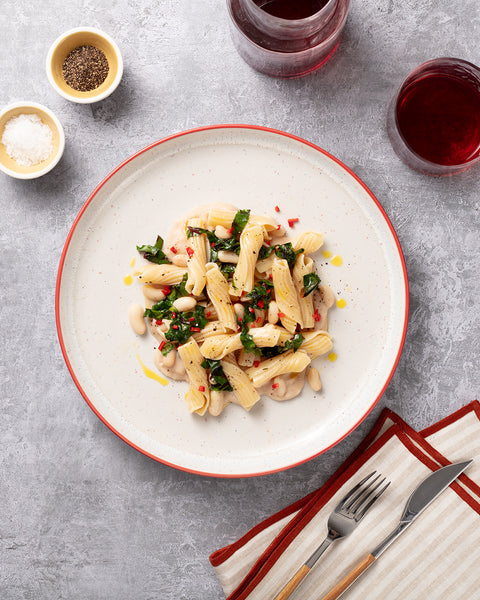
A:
[319,460,472,600]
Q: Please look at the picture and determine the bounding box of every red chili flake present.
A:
[276,224,281,230]
[265,240,271,246]
[287,218,299,228]
[211,242,215,248]
[155,319,163,326]
[238,317,243,323]
[158,341,166,351]
[253,360,260,368]
[237,325,241,332]
[227,227,233,234]
[251,324,255,328]
[163,286,171,296]
[172,324,179,330]
[198,385,205,392]
[257,300,264,308]
[186,246,194,258]
[206,311,212,317]
[170,246,178,254]
[278,312,285,318]
[268,274,273,280]
[313,309,321,322]
[241,290,247,296]
[171,312,177,319]
[248,307,255,314]
[190,326,201,332]
[272,383,279,389]
[274,205,280,212]
[256,316,262,324]
[188,317,195,322]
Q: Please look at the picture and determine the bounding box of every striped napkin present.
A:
[210,402,480,600]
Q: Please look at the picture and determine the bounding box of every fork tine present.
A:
[348,476,386,513]
[354,480,391,520]
[342,473,381,511]
[336,471,376,510]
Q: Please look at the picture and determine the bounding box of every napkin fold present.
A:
[210,402,480,600]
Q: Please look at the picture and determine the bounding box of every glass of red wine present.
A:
[226,0,350,78]
[387,58,480,175]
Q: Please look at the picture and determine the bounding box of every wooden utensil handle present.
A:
[320,554,376,600]
[274,564,311,600]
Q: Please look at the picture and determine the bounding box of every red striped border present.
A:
[210,402,480,599]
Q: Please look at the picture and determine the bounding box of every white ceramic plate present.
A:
[56,125,408,477]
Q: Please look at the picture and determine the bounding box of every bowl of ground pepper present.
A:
[46,27,123,103]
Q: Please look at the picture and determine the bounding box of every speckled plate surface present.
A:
[56,125,408,477]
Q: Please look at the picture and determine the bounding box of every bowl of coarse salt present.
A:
[0,102,65,179]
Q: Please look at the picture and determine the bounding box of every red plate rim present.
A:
[55,123,409,478]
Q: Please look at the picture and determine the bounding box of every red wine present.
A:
[255,0,329,20]
[396,73,480,165]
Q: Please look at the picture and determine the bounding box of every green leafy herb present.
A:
[143,274,189,320]
[232,209,250,237]
[303,273,321,297]
[219,263,236,279]
[246,279,274,309]
[186,226,217,244]
[274,242,304,269]
[258,246,273,260]
[240,326,256,352]
[136,236,170,264]
[257,334,304,358]
[160,341,176,356]
[164,305,209,347]
[201,359,233,392]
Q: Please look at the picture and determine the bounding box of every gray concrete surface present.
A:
[1,1,479,598]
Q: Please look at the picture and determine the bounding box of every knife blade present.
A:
[319,460,472,600]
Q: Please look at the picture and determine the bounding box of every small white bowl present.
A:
[0,102,65,179]
[46,27,123,104]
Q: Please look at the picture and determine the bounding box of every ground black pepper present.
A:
[62,45,109,92]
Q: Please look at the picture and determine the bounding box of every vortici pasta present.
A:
[130,204,334,416]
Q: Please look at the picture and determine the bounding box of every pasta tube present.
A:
[136,264,188,285]
[271,257,302,333]
[177,339,210,414]
[221,359,260,411]
[205,263,237,332]
[231,224,265,294]
[185,218,208,295]
[246,350,311,388]
[200,325,281,360]
[300,330,333,359]
[293,254,315,329]
[290,231,324,255]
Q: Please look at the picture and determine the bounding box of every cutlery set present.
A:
[274,460,472,600]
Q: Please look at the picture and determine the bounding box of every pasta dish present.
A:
[129,204,334,416]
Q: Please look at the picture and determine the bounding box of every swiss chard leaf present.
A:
[246,279,274,309]
[219,263,236,279]
[143,274,189,320]
[186,226,218,244]
[303,273,321,297]
[274,242,304,269]
[257,333,304,358]
[258,246,273,260]
[160,341,176,356]
[240,326,256,352]
[164,305,208,347]
[232,209,250,237]
[136,236,170,264]
[201,359,233,392]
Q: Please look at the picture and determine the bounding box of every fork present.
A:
[273,471,390,600]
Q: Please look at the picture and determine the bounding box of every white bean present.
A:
[233,303,245,321]
[172,297,197,312]
[319,284,335,309]
[162,348,177,368]
[129,304,146,335]
[209,391,226,416]
[271,376,286,397]
[218,250,239,264]
[215,225,232,240]
[268,300,279,324]
[172,253,188,267]
[307,367,322,392]
[142,285,166,302]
